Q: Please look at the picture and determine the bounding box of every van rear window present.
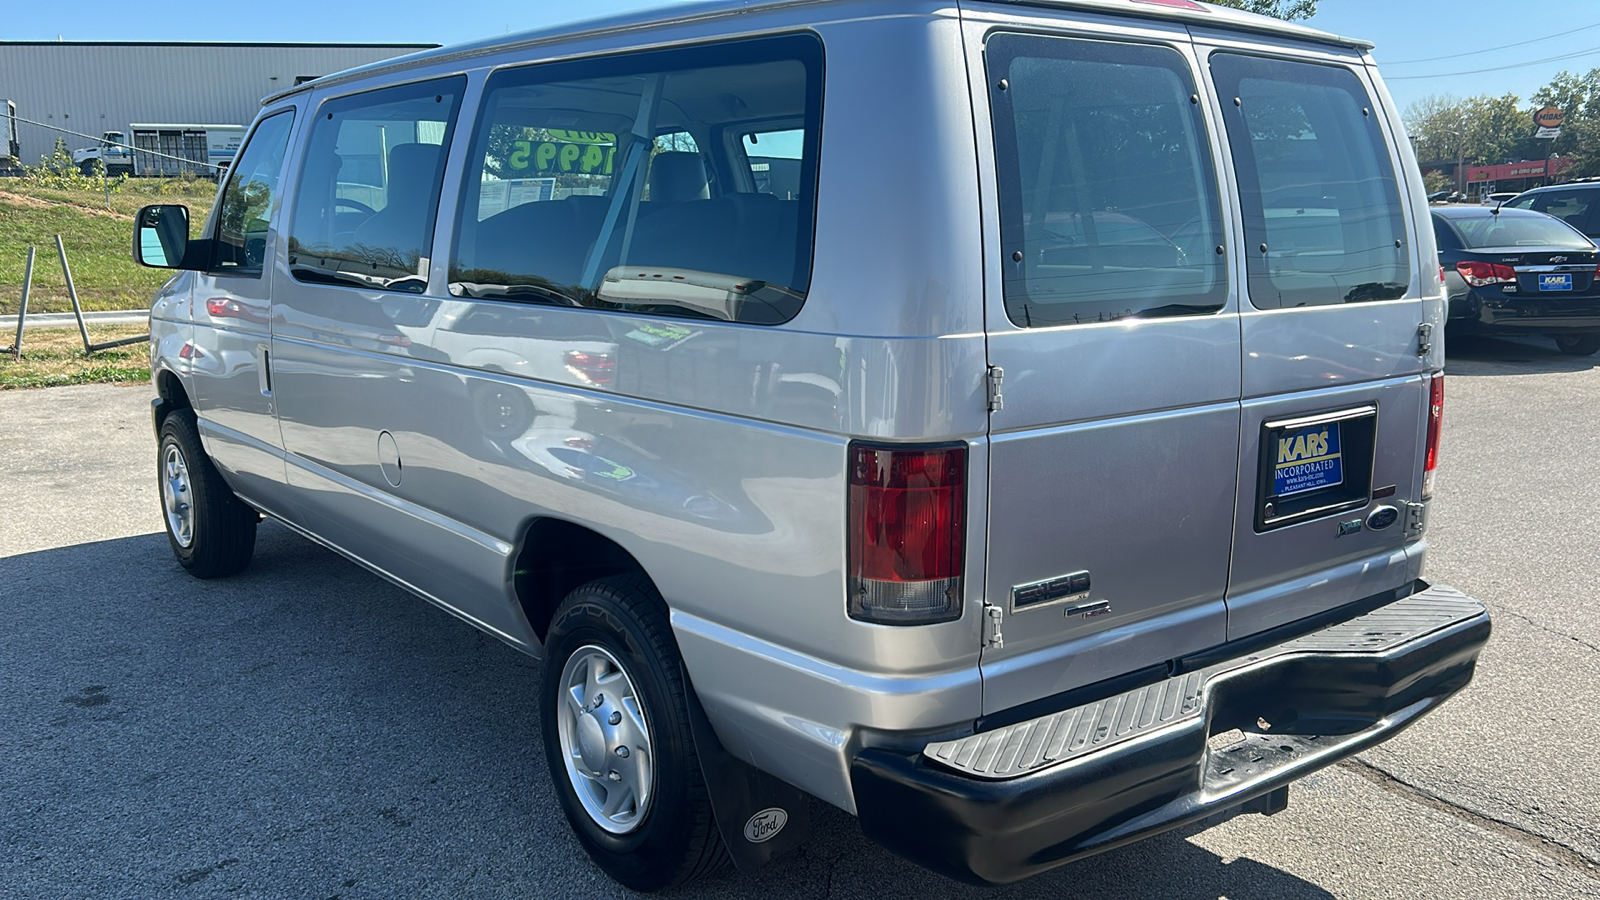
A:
[448,34,822,325]
[987,33,1228,328]
[1210,54,1411,308]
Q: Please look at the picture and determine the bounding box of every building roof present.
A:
[265,0,1371,104]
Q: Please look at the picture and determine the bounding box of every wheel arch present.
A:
[513,517,652,644]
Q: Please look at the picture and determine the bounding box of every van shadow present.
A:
[1,524,1333,900]
[1445,331,1600,376]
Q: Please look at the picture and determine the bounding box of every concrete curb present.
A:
[0,310,150,331]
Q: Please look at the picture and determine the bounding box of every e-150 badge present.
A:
[1274,423,1343,497]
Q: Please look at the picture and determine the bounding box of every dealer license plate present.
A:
[1539,273,1573,292]
[1273,422,1344,498]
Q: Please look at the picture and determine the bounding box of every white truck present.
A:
[127,124,246,177]
[71,130,135,176]
[1,100,21,176]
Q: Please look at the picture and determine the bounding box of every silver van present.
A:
[135,0,1490,889]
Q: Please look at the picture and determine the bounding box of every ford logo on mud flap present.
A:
[744,808,788,843]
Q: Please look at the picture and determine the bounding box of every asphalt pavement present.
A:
[2,336,1597,899]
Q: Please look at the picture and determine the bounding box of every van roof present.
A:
[264,0,1372,106]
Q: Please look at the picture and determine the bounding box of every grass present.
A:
[0,324,151,389]
[0,178,216,316]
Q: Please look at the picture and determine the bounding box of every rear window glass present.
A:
[1446,213,1592,249]
[1211,54,1411,308]
[988,34,1227,327]
[449,34,822,325]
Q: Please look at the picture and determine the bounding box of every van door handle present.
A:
[258,345,272,396]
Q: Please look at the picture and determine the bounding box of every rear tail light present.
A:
[847,443,966,625]
[564,350,615,385]
[1455,260,1516,287]
[1423,373,1444,499]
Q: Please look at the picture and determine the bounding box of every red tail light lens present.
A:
[847,443,966,625]
[1455,260,1516,287]
[564,350,615,385]
[1423,373,1443,499]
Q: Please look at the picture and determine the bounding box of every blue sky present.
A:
[4,0,1599,117]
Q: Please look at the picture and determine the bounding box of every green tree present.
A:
[1532,69,1600,179]
[1209,0,1317,21]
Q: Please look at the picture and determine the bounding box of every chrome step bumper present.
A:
[849,582,1491,885]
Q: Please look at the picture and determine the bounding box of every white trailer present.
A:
[129,124,246,177]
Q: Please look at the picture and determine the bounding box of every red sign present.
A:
[1466,157,1573,183]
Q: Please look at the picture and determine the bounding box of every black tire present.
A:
[1553,333,1600,357]
[540,575,728,891]
[157,410,257,578]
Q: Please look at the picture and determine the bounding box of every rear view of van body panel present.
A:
[966,3,1443,715]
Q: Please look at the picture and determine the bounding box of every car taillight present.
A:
[847,443,966,625]
[1455,260,1516,287]
[1423,373,1443,500]
[564,350,615,385]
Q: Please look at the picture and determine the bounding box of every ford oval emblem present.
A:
[1366,505,1400,531]
[744,807,788,844]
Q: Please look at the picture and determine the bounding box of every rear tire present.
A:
[1554,334,1600,356]
[540,575,728,891]
[157,411,257,578]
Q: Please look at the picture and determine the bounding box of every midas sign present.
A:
[1535,107,1565,129]
[506,138,616,175]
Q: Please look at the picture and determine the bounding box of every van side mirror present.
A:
[134,204,198,269]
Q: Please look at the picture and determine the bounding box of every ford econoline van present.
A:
[135,0,1490,889]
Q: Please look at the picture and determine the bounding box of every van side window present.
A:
[448,33,823,325]
[287,77,466,294]
[1211,55,1411,308]
[212,110,295,275]
[742,129,803,199]
[987,34,1228,328]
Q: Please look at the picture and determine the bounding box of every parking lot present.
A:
[2,334,1597,899]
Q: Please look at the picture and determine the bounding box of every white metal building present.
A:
[0,42,436,166]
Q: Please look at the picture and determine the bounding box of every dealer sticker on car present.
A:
[1540,273,1573,291]
[1275,424,1343,497]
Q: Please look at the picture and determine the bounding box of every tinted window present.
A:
[449,34,823,325]
[1431,216,1461,251]
[1449,213,1592,249]
[742,129,803,199]
[1503,195,1537,210]
[212,110,295,274]
[1532,190,1597,232]
[1211,55,1411,308]
[988,34,1227,328]
[288,77,465,293]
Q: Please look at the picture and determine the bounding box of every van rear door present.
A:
[964,15,1243,714]
[1197,37,1432,639]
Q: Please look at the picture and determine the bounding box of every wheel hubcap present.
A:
[161,442,195,548]
[556,645,653,834]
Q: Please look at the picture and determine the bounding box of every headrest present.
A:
[386,143,441,206]
[648,151,709,203]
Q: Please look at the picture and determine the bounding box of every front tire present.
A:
[540,575,727,891]
[1554,333,1600,356]
[157,411,257,577]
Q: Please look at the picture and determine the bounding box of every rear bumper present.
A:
[849,583,1490,885]
[1450,288,1600,332]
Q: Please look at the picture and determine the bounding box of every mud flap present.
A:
[683,672,811,872]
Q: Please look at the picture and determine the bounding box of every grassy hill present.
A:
[1,178,215,316]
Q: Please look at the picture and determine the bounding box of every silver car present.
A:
[135,0,1489,890]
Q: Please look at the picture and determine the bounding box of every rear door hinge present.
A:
[1416,322,1434,357]
[1406,501,1427,536]
[985,366,1004,412]
[983,604,1005,649]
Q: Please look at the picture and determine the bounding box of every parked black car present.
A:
[1433,206,1600,356]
